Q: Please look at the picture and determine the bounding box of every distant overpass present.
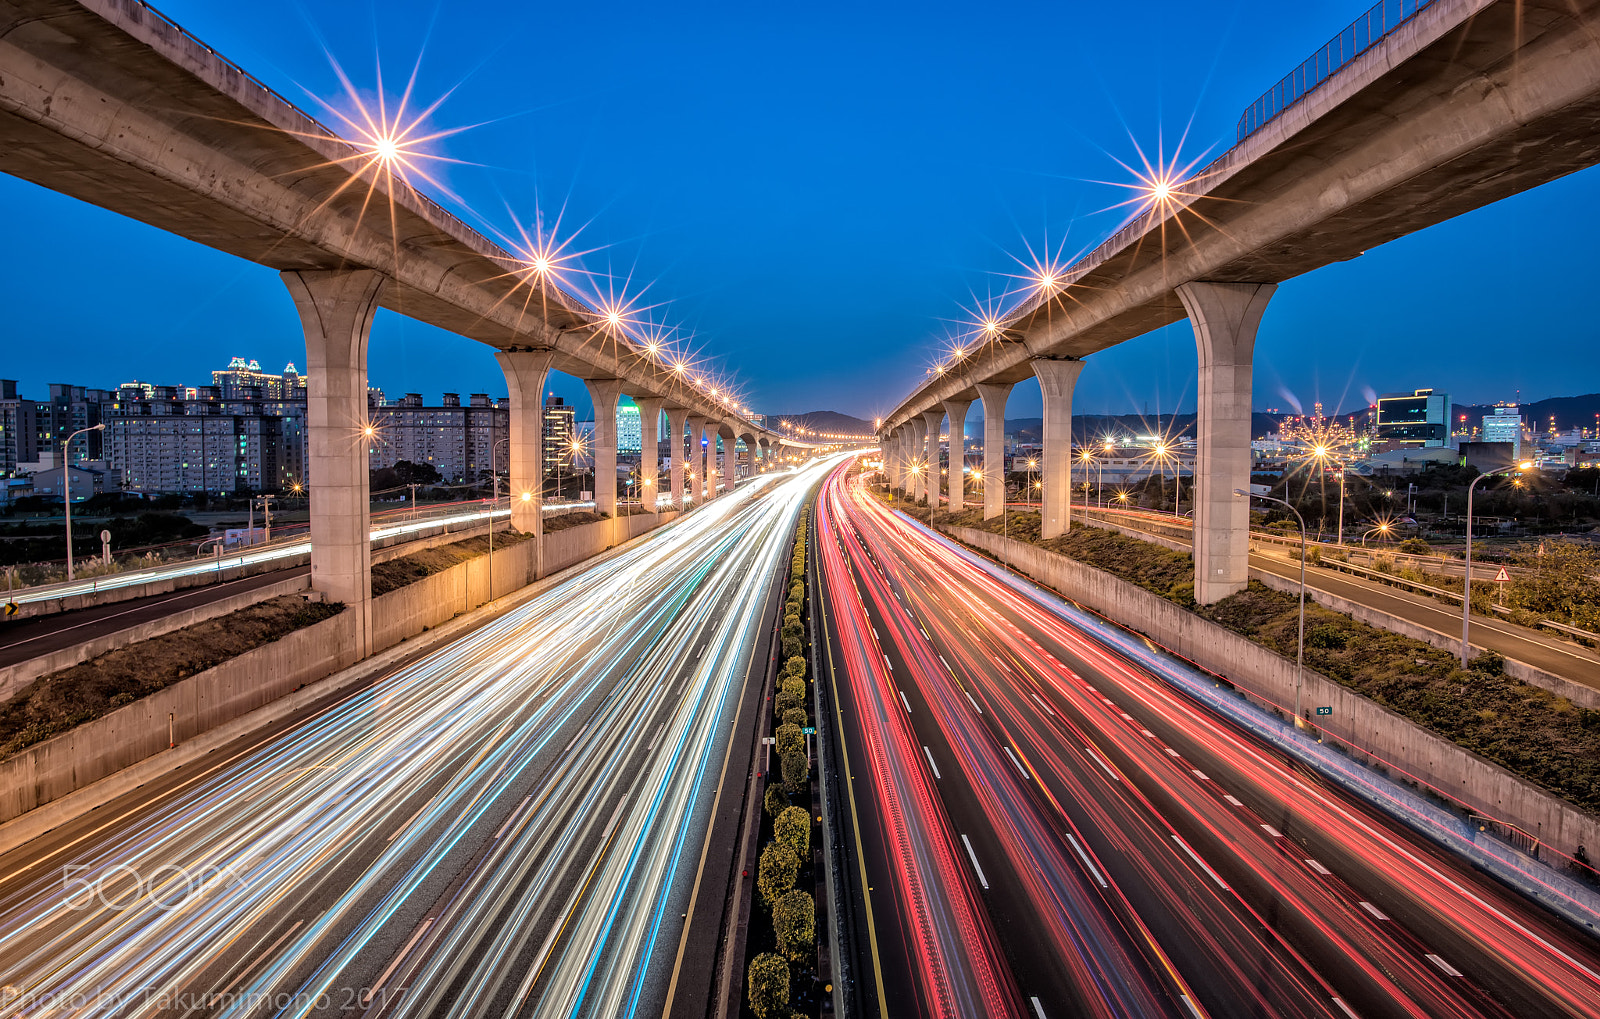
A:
[878,0,1600,604]
[0,0,825,655]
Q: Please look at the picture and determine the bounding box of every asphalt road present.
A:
[0,566,310,669]
[820,465,1600,1018]
[0,462,835,1019]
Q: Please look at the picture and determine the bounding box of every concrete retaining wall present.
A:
[946,525,1600,860]
[0,511,681,826]
[10,549,312,620]
[0,607,362,825]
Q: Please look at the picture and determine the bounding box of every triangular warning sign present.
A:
[1494,566,1510,582]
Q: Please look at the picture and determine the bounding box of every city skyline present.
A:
[3,0,1597,421]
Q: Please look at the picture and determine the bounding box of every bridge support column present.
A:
[667,407,688,509]
[905,417,927,503]
[1177,281,1276,605]
[699,420,716,500]
[943,399,972,512]
[584,379,625,518]
[283,268,385,659]
[720,423,738,494]
[495,351,555,546]
[922,410,944,514]
[686,417,706,502]
[634,397,664,513]
[976,382,1013,520]
[1033,358,1086,539]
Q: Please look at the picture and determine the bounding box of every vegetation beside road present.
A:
[369,530,534,596]
[0,595,344,758]
[938,509,1600,821]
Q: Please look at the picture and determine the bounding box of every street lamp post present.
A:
[1237,488,1307,727]
[489,435,511,601]
[1461,461,1532,665]
[62,422,105,582]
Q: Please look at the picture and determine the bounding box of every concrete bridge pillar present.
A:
[686,416,707,502]
[1177,281,1277,605]
[634,396,664,513]
[495,350,555,541]
[905,417,927,503]
[584,379,625,518]
[943,398,972,512]
[667,407,688,508]
[282,268,385,659]
[922,410,944,513]
[719,423,739,494]
[976,382,1013,520]
[699,420,716,500]
[1033,358,1086,539]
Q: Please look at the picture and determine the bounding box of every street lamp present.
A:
[62,423,105,582]
[1461,460,1533,665]
[1236,488,1307,727]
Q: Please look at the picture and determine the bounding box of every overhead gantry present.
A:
[879,0,1600,604]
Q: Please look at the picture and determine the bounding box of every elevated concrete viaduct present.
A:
[878,0,1600,605]
[0,0,817,656]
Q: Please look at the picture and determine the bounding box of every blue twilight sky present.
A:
[2,0,1597,425]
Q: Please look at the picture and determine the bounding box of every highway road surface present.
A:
[0,460,834,1018]
[817,461,1600,1018]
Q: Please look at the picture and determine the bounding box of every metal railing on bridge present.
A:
[1237,0,1439,141]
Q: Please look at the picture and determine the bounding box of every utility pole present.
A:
[61,422,105,582]
[259,495,276,543]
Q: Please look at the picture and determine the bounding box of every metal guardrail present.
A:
[1237,0,1438,141]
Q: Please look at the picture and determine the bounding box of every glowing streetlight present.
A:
[1461,461,1534,665]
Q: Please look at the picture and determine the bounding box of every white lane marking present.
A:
[1223,794,1244,807]
[920,627,929,640]
[961,834,990,889]
[1085,684,1098,693]
[1065,833,1108,889]
[884,654,893,671]
[495,795,532,839]
[1031,693,1056,716]
[1359,901,1389,921]
[1191,769,1209,781]
[563,723,589,753]
[390,800,431,842]
[923,745,942,779]
[1180,994,1206,1019]
[1140,729,1156,738]
[873,627,880,640]
[214,919,304,1002]
[1164,748,1181,757]
[940,654,952,671]
[1426,954,1463,977]
[1004,746,1030,780]
[364,918,435,1002]
[1030,997,1048,1019]
[1120,712,1134,721]
[1084,746,1120,782]
[601,799,627,839]
[647,722,667,752]
[1260,824,1283,838]
[1173,835,1230,890]
[899,690,912,713]
[1332,998,1359,1019]
[697,644,706,659]
[1305,858,1333,876]
[965,689,983,714]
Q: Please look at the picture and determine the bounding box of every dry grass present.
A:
[370,530,535,596]
[0,595,344,756]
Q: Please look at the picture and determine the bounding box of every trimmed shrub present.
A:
[782,707,809,728]
[764,784,790,818]
[781,751,810,795]
[773,890,816,963]
[781,619,803,646]
[776,722,805,758]
[758,841,800,906]
[747,953,790,1019]
[775,805,810,858]
[782,677,806,700]
[776,692,803,720]
[789,582,805,603]
[782,635,802,659]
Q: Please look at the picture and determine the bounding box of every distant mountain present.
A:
[776,410,876,438]
[995,413,1289,443]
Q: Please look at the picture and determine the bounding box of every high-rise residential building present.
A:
[1375,388,1452,448]
[38,383,115,463]
[106,384,304,494]
[1482,404,1523,457]
[0,380,39,477]
[542,396,577,477]
[212,357,307,400]
[367,392,507,483]
[617,401,642,455]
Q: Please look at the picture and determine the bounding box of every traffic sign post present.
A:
[1314,706,1332,716]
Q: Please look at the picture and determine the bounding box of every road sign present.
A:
[802,727,817,735]
[3,602,16,617]
[1314,706,1333,716]
[1494,566,1511,583]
